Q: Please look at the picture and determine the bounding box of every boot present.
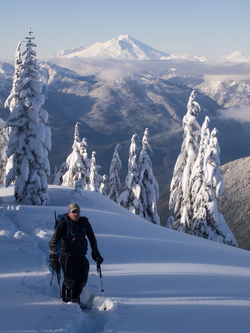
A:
[70,296,80,303]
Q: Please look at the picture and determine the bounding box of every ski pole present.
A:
[50,267,62,299]
[50,268,54,286]
[57,270,62,298]
[97,264,106,310]
[54,210,62,298]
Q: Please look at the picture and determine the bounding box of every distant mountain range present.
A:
[0,35,249,250]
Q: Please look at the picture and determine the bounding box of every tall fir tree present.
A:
[169,90,201,233]
[119,134,143,216]
[192,127,237,246]
[108,144,122,203]
[138,128,160,225]
[89,151,101,192]
[5,29,51,205]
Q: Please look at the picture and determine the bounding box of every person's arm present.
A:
[49,220,67,255]
[85,218,104,265]
[49,220,67,272]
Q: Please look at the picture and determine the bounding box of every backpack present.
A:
[54,211,73,255]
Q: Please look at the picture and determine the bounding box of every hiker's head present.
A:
[68,203,80,221]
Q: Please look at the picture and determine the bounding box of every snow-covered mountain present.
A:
[0,185,250,332]
[54,35,171,60]
[218,156,250,251]
[196,75,250,108]
[0,62,13,117]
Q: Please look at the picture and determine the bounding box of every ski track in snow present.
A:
[0,204,112,332]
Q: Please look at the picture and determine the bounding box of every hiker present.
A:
[49,203,104,303]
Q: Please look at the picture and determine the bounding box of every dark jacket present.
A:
[49,215,99,258]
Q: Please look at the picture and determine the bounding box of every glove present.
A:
[50,254,60,273]
[97,255,104,266]
[92,250,104,266]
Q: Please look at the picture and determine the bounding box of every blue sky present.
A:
[1,0,250,61]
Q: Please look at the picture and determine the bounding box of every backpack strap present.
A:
[62,215,82,240]
[63,215,74,240]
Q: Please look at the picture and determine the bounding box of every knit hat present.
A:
[68,203,80,212]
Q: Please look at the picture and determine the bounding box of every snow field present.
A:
[0,185,250,332]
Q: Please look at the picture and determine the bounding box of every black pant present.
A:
[60,254,89,302]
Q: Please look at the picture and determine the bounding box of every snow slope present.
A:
[0,185,250,333]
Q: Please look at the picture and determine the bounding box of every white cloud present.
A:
[51,57,141,80]
[50,55,250,81]
[96,61,139,81]
[204,74,250,83]
[217,106,250,123]
[51,58,101,76]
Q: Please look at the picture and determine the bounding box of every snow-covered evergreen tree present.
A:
[89,151,101,192]
[62,122,89,187]
[108,144,122,202]
[119,134,143,216]
[169,90,201,233]
[0,118,8,184]
[192,127,237,246]
[5,29,51,205]
[138,128,160,225]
